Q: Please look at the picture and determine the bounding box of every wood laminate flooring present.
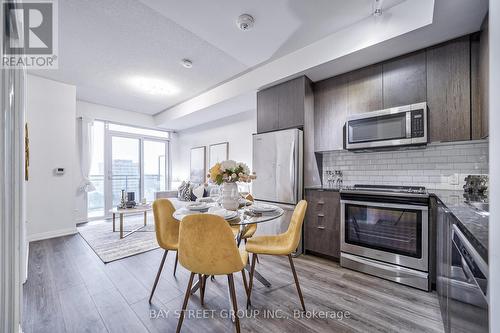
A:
[23,234,444,333]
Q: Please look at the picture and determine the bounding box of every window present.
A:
[87,121,170,219]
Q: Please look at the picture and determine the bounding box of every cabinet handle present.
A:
[318,201,325,205]
[317,226,325,230]
[317,214,324,218]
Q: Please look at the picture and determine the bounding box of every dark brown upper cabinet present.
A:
[256,85,279,133]
[347,64,383,115]
[257,76,311,133]
[313,74,348,152]
[472,17,489,140]
[383,51,427,108]
[427,36,471,142]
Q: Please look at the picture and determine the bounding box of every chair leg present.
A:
[199,274,205,306]
[241,269,249,298]
[246,254,257,308]
[173,251,178,276]
[243,240,258,264]
[288,254,306,312]
[176,272,195,333]
[149,250,168,304]
[227,274,241,333]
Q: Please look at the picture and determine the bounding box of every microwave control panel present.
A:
[411,110,425,138]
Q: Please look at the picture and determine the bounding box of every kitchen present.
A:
[252,17,490,333]
[5,1,498,332]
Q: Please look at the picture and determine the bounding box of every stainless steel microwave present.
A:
[345,102,428,150]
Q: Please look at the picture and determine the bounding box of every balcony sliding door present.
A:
[110,135,141,208]
[143,140,167,202]
[87,122,169,220]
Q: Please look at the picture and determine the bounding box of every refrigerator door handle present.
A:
[290,138,296,203]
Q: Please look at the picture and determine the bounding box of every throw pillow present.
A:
[178,181,192,201]
[192,184,205,200]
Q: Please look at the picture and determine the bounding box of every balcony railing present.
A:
[87,174,165,214]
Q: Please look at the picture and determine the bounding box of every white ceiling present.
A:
[30,0,247,114]
[155,0,488,130]
[30,0,404,116]
[139,0,405,68]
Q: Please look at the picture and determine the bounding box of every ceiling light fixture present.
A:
[373,0,383,16]
[236,14,254,31]
[181,59,193,68]
[126,76,179,96]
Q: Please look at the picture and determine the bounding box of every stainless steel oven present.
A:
[340,185,429,290]
[345,102,427,150]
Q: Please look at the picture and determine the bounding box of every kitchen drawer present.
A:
[304,190,341,258]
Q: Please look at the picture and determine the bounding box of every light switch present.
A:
[54,168,65,176]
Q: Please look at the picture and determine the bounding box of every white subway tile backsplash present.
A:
[322,140,488,190]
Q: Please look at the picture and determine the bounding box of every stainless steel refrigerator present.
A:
[252,128,303,252]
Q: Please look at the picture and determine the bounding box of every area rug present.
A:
[78,218,159,263]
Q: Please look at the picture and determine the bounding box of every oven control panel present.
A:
[411,109,425,138]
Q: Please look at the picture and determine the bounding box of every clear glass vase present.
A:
[221,182,240,211]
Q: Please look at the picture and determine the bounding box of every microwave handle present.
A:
[406,112,411,138]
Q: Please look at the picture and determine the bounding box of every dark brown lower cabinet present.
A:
[304,189,340,259]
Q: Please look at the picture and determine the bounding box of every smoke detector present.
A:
[373,0,383,16]
[181,59,193,68]
[236,14,255,31]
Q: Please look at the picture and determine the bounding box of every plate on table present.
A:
[208,207,239,220]
[186,202,209,212]
[197,197,215,203]
[249,203,277,213]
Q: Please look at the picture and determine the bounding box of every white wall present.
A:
[489,1,499,331]
[26,75,77,240]
[171,110,256,188]
[76,100,156,128]
[323,140,489,190]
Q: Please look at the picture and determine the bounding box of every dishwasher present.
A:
[447,224,488,332]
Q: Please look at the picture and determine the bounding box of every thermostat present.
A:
[54,168,65,176]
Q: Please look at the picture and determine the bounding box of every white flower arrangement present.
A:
[208,160,256,185]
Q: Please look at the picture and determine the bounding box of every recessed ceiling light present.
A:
[181,59,193,68]
[126,76,179,96]
[236,14,254,31]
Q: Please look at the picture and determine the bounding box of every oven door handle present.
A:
[340,199,428,211]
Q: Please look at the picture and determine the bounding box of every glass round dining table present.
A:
[172,204,285,245]
[172,202,284,294]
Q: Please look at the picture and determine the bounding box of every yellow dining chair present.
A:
[176,214,249,333]
[231,193,257,241]
[245,200,308,311]
[149,199,180,304]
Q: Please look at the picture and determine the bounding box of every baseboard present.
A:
[28,227,77,242]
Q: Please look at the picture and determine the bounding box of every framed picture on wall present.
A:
[190,146,206,183]
[209,142,229,167]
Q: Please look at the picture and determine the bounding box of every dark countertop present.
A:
[305,186,489,262]
[430,190,489,262]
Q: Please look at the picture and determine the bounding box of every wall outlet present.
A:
[449,173,459,185]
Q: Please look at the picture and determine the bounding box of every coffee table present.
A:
[109,205,153,239]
